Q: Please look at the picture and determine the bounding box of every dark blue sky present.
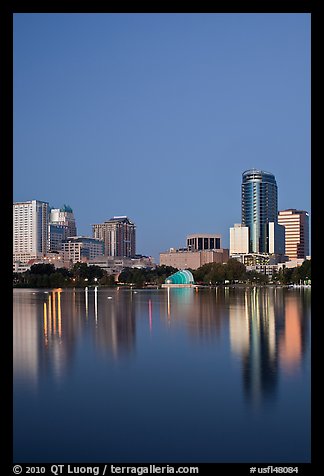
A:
[13,13,310,261]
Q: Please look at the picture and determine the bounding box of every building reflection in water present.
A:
[162,287,227,342]
[162,286,310,406]
[13,288,75,386]
[92,289,136,359]
[148,299,153,333]
[229,287,310,405]
[41,288,76,382]
[85,286,89,319]
[242,288,278,404]
[13,291,40,387]
[279,294,305,374]
[14,286,310,401]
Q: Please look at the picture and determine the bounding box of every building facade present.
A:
[13,200,49,263]
[268,222,285,255]
[187,234,221,251]
[242,169,278,254]
[278,209,309,260]
[62,236,104,264]
[13,252,69,272]
[160,249,229,270]
[231,253,278,267]
[49,205,77,238]
[230,224,249,255]
[88,255,155,275]
[92,216,136,257]
[48,223,67,252]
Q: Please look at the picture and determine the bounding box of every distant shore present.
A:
[13,283,311,290]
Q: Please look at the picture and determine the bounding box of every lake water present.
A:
[13,286,311,463]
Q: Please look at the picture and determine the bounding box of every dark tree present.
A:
[30,263,55,275]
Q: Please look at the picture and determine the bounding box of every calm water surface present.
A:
[13,287,311,463]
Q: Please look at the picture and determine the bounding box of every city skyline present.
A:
[13,13,310,261]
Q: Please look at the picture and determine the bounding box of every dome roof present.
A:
[165,269,194,285]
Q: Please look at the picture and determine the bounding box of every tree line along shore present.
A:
[13,259,311,288]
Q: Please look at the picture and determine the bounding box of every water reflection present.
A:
[160,286,310,404]
[13,287,311,462]
[13,287,310,405]
[148,299,152,333]
[241,288,279,403]
[162,287,227,340]
[279,294,306,374]
[228,287,310,404]
[92,289,136,358]
[13,292,40,386]
[41,288,75,381]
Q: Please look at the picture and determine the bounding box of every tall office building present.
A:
[49,205,77,238]
[278,209,309,260]
[92,216,136,257]
[230,224,249,255]
[48,223,66,252]
[242,169,280,254]
[13,200,49,263]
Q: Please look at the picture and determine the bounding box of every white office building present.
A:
[268,221,285,255]
[230,224,249,255]
[13,200,49,263]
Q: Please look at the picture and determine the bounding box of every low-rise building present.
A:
[13,252,69,272]
[88,255,155,274]
[187,234,221,251]
[245,256,311,278]
[277,256,310,270]
[246,264,279,277]
[231,253,287,266]
[160,248,229,270]
[160,231,228,270]
[62,236,104,264]
[13,261,31,273]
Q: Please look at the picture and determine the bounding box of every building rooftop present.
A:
[106,216,135,225]
[242,169,277,184]
[62,236,103,243]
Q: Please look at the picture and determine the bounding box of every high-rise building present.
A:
[13,200,49,263]
[268,222,285,255]
[49,205,77,239]
[278,209,309,260]
[230,224,249,255]
[92,216,136,257]
[48,223,66,252]
[242,169,279,254]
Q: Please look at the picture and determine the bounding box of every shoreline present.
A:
[13,283,311,290]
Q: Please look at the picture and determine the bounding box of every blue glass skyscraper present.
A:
[242,169,278,253]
